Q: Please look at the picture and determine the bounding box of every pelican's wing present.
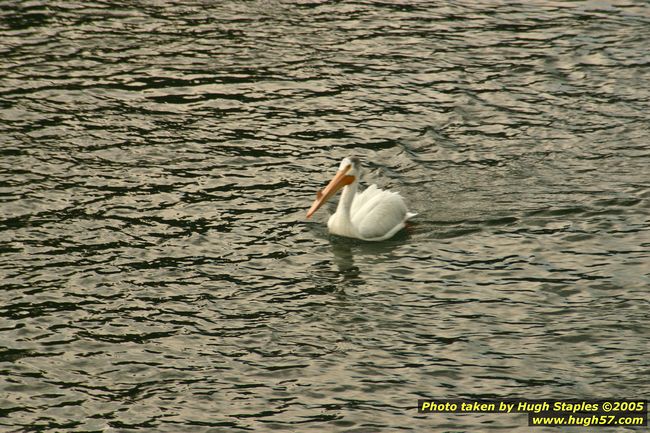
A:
[350,184,379,215]
[351,186,414,241]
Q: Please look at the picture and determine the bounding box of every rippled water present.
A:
[1,1,649,432]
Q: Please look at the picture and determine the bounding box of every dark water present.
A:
[1,1,649,432]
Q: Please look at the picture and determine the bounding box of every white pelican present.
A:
[306,157,416,241]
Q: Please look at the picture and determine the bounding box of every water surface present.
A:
[1,1,649,432]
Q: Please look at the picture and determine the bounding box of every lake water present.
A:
[1,1,649,432]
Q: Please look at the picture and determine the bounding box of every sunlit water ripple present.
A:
[1,1,649,432]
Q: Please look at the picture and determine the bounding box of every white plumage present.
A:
[307,157,416,241]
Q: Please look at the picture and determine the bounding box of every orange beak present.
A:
[306,165,355,218]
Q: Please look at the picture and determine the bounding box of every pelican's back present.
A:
[351,185,411,241]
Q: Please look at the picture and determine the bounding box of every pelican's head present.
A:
[338,156,361,175]
[306,157,360,218]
